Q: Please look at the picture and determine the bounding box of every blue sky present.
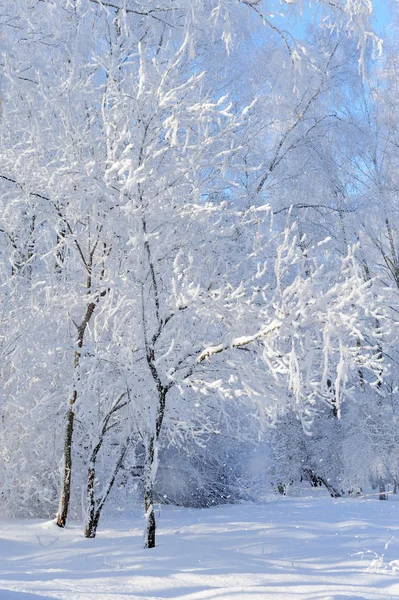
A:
[373,1,392,35]
[270,1,394,40]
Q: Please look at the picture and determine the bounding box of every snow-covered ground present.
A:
[1,497,399,600]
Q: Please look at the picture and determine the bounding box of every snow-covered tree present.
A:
[1,0,396,549]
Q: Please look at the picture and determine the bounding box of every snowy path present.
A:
[0,498,399,599]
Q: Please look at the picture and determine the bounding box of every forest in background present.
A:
[0,0,398,547]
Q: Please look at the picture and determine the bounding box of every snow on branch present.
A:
[196,320,282,365]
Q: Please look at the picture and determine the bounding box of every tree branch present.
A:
[196,319,281,365]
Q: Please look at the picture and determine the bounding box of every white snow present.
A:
[1,497,399,599]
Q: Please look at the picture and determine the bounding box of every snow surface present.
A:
[0,497,399,599]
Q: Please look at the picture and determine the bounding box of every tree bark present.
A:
[303,468,341,498]
[85,509,100,538]
[140,216,172,549]
[85,463,98,538]
[56,299,96,528]
[84,431,130,538]
[56,404,75,527]
[143,434,156,548]
[144,483,156,549]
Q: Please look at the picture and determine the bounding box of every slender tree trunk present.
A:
[84,432,130,539]
[141,388,170,549]
[140,385,172,549]
[56,299,96,528]
[83,392,128,538]
[320,477,341,498]
[304,468,341,497]
[140,216,173,549]
[85,463,98,538]
[85,510,100,538]
[144,482,156,549]
[84,434,103,537]
[143,435,156,548]
[56,402,76,527]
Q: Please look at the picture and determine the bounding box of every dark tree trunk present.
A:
[56,296,96,528]
[85,464,99,538]
[56,404,75,527]
[85,510,100,538]
[140,217,173,549]
[303,468,341,498]
[322,478,341,498]
[85,512,100,538]
[143,434,156,549]
[304,468,322,488]
[84,430,130,539]
[144,484,156,549]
